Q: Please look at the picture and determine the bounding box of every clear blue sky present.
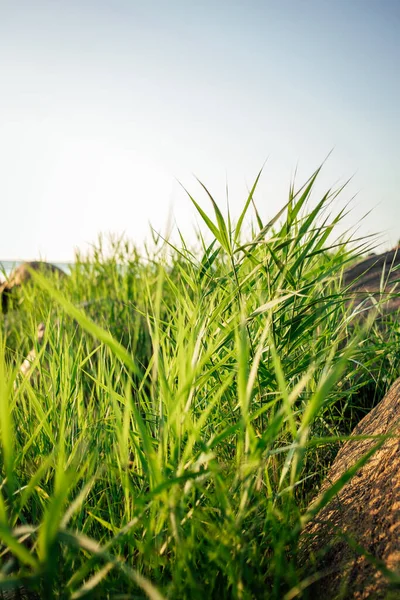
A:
[1,0,399,260]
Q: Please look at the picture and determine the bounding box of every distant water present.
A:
[0,261,72,283]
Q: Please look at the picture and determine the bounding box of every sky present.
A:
[0,0,399,261]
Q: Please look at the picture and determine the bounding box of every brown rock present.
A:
[344,247,400,315]
[17,322,46,382]
[300,378,400,599]
[0,261,66,313]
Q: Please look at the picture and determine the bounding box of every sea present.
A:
[0,261,72,283]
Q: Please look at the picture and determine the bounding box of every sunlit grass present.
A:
[0,166,399,598]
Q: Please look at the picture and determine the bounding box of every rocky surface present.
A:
[0,261,66,313]
[300,378,400,599]
[344,247,400,315]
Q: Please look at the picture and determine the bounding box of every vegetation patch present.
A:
[0,167,399,598]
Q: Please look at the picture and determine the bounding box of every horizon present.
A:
[1,0,399,261]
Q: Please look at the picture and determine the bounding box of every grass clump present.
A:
[0,166,398,599]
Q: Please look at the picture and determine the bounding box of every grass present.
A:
[0,166,399,598]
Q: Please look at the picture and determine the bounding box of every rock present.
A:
[17,322,46,383]
[344,247,400,315]
[0,262,66,313]
[300,378,400,599]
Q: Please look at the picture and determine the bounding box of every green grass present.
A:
[0,166,399,599]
